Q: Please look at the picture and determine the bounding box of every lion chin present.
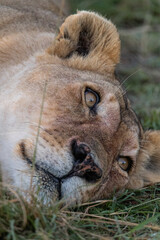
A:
[0,0,160,206]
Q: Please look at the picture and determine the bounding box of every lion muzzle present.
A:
[62,140,102,182]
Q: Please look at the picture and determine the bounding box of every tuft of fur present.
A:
[47,11,120,75]
[127,131,160,189]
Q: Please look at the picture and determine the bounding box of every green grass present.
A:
[1,185,160,239]
[120,68,160,130]
[1,0,160,239]
[68,0,160,27]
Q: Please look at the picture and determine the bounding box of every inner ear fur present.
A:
[47,11,120,75]
[127,130,160,189]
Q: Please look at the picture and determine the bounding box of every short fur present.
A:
[0,0,160,205]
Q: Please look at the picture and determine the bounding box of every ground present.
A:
[0,0,160,239]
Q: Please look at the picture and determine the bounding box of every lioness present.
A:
[0,0,160,205]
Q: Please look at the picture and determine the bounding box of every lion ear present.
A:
[127,130,160,189]
[47,11,120,75]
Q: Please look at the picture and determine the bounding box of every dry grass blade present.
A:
[71,226,112,240]
[30,79,48,190]
[84,201,112,214]
[64,211,160,231]
[79,200,113,207]
[61,217,112,240]
[107,197,160,217]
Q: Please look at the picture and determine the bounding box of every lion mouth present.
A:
[19,141,102,200]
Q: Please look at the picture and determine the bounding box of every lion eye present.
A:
[85,88,100,109]
[118,156,132,172]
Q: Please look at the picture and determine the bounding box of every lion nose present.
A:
[68,140,102,182]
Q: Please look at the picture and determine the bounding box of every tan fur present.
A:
[127,131,160,189]
[47,11,120,75]
[0,0,160,205]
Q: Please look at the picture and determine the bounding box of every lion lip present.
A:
[23,156,62,199]
[41,168,62,200]
[21,143,102,199]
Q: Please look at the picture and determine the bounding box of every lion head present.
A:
[1,10,160,205]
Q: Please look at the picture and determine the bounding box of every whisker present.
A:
[114,68,141,98]
[120,69,141,87]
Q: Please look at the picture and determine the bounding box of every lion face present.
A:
[12,63,141,204]
[1,9,160,205]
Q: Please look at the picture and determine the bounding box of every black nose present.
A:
[69,139,102,182]
[71,139,91,162]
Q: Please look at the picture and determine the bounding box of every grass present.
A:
[1,185,160,239]
[1,0,160,239]
[68,0,160,27]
